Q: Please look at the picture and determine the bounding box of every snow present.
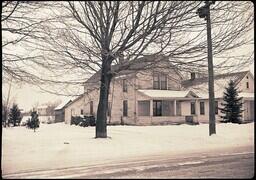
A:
[239,92,254,99]
[186,76,239,99]
[2,122,254,175]
[138,89,197,98]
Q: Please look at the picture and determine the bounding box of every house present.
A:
[182,70,254,123]
[37,105,55,123]
[64,55,254,125]
[54,100,72,123]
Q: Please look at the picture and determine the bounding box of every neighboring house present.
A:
[54,100,72,123]
[64,55,254,125]
[37,105,49,116]
[37,105,55,123]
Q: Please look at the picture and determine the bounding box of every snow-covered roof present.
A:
[239,92,254,99]
[182,70,249,88]
[138,89,199,99]
[183,70,252,99]
[54,100,72,110]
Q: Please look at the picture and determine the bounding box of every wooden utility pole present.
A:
[197,1,216,135]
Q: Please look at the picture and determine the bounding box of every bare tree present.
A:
[1,1,55,84]
[2,1,253,137]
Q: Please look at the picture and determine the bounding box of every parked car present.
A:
[71,115,95,127]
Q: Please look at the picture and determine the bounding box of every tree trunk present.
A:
[95,59,112,138]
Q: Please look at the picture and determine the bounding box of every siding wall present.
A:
[237,72,254,93]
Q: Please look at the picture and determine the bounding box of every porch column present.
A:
[150,99,153,117]
[174,100,176,116]
[196,100,199,115]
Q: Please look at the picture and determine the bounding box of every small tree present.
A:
[27,111,40,132]
[8,104,22,126]
[220,80,244,124]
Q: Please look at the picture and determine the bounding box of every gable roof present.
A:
[61,95,84,109]
[54,100,72,110]
[182,70,251,98]
[181,70,250,88]
[85,54,183,84]
[138,89,199,99]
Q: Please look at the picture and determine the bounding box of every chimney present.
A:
[191,72,195,80]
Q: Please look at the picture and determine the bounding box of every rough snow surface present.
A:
[2,122,254,174]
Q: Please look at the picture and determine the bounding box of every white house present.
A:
[64,55,254,125]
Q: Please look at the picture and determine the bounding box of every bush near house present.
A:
[71,115,95,127]
[27,111,40,132]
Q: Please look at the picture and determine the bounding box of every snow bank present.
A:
[2,122,254,174]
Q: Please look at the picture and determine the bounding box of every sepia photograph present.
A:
[2,1,254,179]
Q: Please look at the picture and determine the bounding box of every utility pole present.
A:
[197,1,216,136]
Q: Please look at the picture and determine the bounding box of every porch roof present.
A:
[137,89,199,99]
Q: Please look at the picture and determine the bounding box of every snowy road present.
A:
[3,146,254,179]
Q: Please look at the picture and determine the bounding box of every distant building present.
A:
[37,105,49,116]
[54,100,72,123]
[37,105,55,123]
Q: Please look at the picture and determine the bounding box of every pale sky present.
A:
[2,1,254,112]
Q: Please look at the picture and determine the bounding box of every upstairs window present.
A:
[123,79,128,92]
[153,73,167,90]
[246,82,249,89]
[81,109,84,115]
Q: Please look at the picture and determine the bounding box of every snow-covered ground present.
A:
[2,122,254,175]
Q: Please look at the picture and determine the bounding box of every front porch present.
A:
[135,90,200,125]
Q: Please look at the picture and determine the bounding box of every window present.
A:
[153,73,167,90]
[123,100,128,117]
[123,79,128,92]
[81,109,84,115]
[108,102,111,116]
[160,74,167,90]
[176,101,181,116]
[153,73,160,89]
[90,101,93,115]
[200,102,205,115]
[246,76,249,79]
[191,102,196,115]
[153,100,162,116]
[138,101,150,116]
[246,82,249,89]
[215,101,218,114]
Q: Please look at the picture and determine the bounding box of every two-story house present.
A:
[64,55,254,125]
